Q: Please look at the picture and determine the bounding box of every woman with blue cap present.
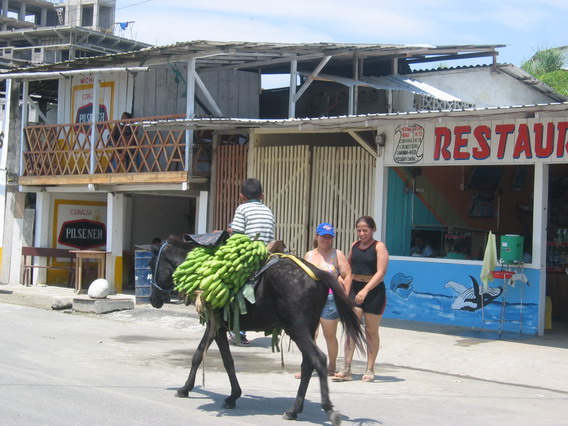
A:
[295,222,351,378]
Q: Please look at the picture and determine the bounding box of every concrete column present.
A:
[0,79,22,284]
[19,80,28,176]
[0,0,6,30]
[7,192,25,285]
[374,133,387,242]
[41,8,47,26]
[93,1,99,29]
[533,162,548,336]
[32,192,51,284]
[107,192,124,293]
[195,191,208,234]
[207,134,219,228]
[0,78,12,281]
[19,3,26,21]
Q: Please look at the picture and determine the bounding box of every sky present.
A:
[114,0,568,83]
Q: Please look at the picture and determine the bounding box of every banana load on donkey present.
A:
[149,230,365,425]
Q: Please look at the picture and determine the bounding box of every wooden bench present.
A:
[21,247,76,287]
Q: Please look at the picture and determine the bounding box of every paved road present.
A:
[1,302,567,425]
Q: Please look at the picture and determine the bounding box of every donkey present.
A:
[149,237,364,425]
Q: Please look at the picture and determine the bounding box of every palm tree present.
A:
[521,48,566,77]
[520,48,568,96]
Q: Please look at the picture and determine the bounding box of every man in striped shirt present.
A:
[230,178,275,244]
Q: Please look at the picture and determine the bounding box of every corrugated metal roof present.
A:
[310,73,462,101]
[4,40,504,76]
[144,102,568,132]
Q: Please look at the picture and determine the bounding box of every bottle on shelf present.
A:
[559,247,566,268]
[553,246,560,267]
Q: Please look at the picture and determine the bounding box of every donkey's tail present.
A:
[316,268,366,355]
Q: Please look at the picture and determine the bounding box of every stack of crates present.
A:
[134,250,153,304]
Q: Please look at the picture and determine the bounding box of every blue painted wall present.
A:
[384,259,540,335]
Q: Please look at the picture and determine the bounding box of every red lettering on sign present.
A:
[557,122,568,157]
[534,123,554,158]
[453,126,471,160]
[434,127,452,160]
[513,124,533,159]
[495,124,515,159]
[472,125,491,159]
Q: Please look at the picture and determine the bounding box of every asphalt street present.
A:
[1,295,567,425]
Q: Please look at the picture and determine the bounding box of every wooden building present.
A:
[1,40,565,335]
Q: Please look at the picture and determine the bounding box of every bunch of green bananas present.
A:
[173,246,216,296]
[173,233,269,309]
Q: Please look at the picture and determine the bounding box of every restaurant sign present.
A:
[385,118,568,166]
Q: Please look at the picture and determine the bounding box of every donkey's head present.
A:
[149,237,195,308]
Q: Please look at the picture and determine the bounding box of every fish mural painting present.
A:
[445,275,502,311]
[390,272,414,299]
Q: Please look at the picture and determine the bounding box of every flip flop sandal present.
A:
[361,372,375,382]
[327,369,337,377]
[331,370,352,382]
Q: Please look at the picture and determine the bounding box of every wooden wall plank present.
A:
[214,144,248,231]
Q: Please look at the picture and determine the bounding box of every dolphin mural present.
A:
[390,272,414,299]
[445,275,502,311]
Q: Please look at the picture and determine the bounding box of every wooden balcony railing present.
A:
[22,115,211,182]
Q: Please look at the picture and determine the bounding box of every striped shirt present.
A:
[231,200,275,244]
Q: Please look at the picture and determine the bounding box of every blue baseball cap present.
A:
[316,222,335,237]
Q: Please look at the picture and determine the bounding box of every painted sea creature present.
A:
[390,272,414,299]
[445,275,502,311]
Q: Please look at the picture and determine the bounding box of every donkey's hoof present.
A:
[282,409,298,421]
[223,399,236,409]
[176,389,189,398]
[329,409,342,426]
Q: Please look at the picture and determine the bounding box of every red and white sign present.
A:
[385,118,568,165]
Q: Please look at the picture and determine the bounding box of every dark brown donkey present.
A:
[149,237,364,425]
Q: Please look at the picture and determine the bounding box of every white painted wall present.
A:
[129,194,196,249]
[410,66,555,108]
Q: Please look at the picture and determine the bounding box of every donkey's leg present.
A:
[283,329,340,424]
[177,322,215,398]
[214,330,242,409]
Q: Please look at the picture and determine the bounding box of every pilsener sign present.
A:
[58,219,106,249]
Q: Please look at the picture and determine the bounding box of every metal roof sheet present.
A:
[310,73,462,101]
[143,102,568,132]
[5,40,504,76]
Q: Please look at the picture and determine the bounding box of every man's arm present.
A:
[230,207,246,234]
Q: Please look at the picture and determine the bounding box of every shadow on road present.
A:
[167,385,383,424]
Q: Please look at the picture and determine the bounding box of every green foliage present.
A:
[521,48,566,77]
[520,48,568,97]
[538,70,568,97]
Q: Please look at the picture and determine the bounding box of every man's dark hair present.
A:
[241,178,262,199]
